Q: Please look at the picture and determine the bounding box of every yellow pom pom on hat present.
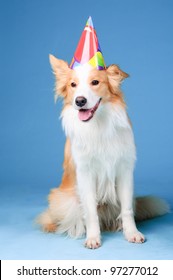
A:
[70,16,106,70]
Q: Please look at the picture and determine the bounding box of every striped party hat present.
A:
[70,16,106,70]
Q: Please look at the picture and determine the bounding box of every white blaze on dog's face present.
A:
[72,64,102,122]
[49,54,129,122]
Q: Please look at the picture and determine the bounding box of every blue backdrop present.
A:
[0,0,173,259]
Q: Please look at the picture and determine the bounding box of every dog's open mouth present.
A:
[78,98,102,122]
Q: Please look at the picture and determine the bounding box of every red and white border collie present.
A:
[37,55,169,249]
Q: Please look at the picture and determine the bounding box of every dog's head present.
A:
[49,54,128,122]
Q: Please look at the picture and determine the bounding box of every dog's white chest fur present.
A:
[62,102,136,205]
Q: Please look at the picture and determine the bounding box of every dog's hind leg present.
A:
[36,208,57,233]
[36,187,85,238]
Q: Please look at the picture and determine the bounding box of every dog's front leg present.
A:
[77,168,101,249]
[117,165,145,243]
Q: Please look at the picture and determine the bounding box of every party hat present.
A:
[70,16,106,70]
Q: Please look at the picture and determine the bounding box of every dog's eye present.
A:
[71,82,77,88]
[91,80,99,86]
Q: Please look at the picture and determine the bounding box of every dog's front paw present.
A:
[124,230,145,243]
[85,236,101,249]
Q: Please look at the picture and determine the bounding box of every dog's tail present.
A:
[135,196,170,221]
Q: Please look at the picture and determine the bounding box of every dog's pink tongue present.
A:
[78,109,93,121]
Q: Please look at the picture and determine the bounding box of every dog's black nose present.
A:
[75,96,87,108]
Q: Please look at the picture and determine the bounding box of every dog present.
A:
[37,55,169,249]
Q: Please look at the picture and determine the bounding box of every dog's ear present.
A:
[106,64,129,93]
[49,54,69,76]
[49,54,70,100]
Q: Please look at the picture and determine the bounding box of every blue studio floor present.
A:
[0,184,173,260]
